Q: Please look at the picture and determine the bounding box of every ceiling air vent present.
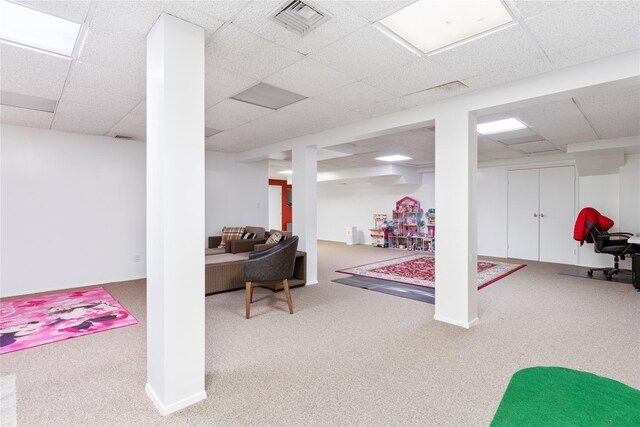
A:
[114,135,133,140]
[270,0,331,36]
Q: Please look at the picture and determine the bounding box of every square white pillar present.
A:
[146,14,206,415]
[433,110,478,328]
[292,145,318,285]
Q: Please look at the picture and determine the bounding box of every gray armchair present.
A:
[244,236,299,319]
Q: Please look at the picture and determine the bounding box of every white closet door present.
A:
[508,168,540,261]
[268,185,282,231]
[539,166,577,264]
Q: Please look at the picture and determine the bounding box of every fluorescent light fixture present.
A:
[375,155,412,162]
[373,23,422,57]
[278,170,293,175]
[0,0,81,57]
[379,0,513,54]
[0,91,57,113]
[477,118,527,135]
[231,83,307,110]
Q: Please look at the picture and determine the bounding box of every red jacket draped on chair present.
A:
[573,207,614,246]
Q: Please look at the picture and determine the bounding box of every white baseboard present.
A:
[0,276,146,298]
[145,383,207,416]
[433,314,479,329]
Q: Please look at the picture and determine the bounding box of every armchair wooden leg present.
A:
[282,279,293,315]
[245,282,252,319]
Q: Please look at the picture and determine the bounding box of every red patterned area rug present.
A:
[337,254,525,290]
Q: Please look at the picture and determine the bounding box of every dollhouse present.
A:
[385,196,435,251]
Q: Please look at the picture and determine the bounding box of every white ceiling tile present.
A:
[478,136,507,152]
[61,84,140,116]
[78,28,146,75]
[525,1,640,68]
[401,80,471,106]
[316,81,394,113]
[482,147,528,159]
[509,99,599,145]
[463,56,554,91]
[0,43,71,99]
[184,1,252,22]
[205,98,273,130]
[342,1,416,23]
[205,24,304,80]
[233,1,369,55]
[575,86,640,139]
[309,110,370,131]
[311,25,418,80]
[364,59,454,97]
[52,101,123,135]
[429,25,545,80]
[511,1,567,19]
[91,1,225,39]
[0,105,53,128]
[511,140,557,153]
[15,0,90,23]
[280,98,348,121]
[107,119,146,141]
[68,61,145,99]
[128,101,146,124]
[264,58,355,98]
[205,64,257,99]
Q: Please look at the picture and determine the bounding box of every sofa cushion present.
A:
[266,232,284,245]
[205,247,225,256]
[242,232,257,239]
[205,253,249,265]
[245,226,266,238]
[219,226,245,248]
[269,229,292,238]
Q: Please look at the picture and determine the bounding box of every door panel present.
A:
[508,169,540,261]
[539,166,577,264]
[268,185,282,231]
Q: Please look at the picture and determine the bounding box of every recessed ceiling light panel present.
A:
[278,170,293,175]
[380,0,513,54]
[375,155,412,162]
[231,83,307,110]
[0,0,81,57]
[477,118,527,135]
[0,91,57,113]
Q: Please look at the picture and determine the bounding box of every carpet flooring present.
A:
[1,241,639,426]
[491,367,640,426]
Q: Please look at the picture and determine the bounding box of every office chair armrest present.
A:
[602,233,633,240]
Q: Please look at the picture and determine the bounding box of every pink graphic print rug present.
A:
[0,287,138,355]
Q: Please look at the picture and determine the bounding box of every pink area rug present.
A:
[337,253,525,289]
[0,287,138,355]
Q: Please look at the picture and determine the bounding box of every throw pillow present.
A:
[219,226,245,248]
[265,232,283,245]
[242,232,257,239]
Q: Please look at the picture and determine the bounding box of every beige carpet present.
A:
[1,241,639,426]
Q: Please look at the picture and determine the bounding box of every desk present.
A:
[629,234,640,244]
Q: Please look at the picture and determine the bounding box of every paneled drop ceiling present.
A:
[1,0,639,157]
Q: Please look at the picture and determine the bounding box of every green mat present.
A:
[491,367,640,426]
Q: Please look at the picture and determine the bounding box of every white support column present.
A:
[292,145,318,285]
[433,109,478,328]
[146,14,206,415]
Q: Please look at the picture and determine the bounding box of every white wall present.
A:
[205,151,268,238]
[1,125,269,297]
[477,167,508,257]
[577,174,620,267]
[317,172,434,245]
[318,155,638,267]
[1,125,146,297]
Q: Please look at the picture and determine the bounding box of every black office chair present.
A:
[586,225,640,280]
[244,236,298,319]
